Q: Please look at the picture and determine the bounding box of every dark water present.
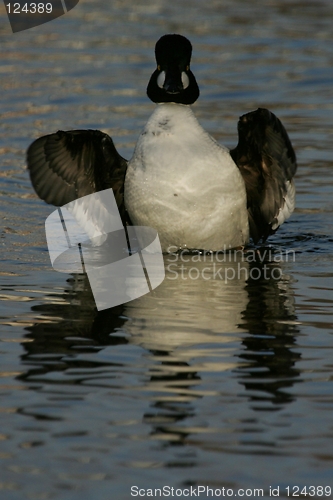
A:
[1,1,333,499]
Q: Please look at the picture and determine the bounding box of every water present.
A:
[1,1,333,498]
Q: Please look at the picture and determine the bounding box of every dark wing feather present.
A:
[27,129,130,225]
[230,108,297,243]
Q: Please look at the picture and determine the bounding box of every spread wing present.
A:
[27,129,130,225]
[230,108,297,244]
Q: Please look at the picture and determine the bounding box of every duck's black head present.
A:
[147,34,200,105]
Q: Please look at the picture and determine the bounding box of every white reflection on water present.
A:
[19,252,300,404]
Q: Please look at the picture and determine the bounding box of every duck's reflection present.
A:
[20,276,128,381]
[20,249,301,442]
[237,255,301,408]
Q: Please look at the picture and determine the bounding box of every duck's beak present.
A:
[163,67,183,94]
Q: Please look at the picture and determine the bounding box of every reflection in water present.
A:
[19,250,301,447]
[237,256,301,409]
[20,277,128,380]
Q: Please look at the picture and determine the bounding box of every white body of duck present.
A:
[125,103,249,252]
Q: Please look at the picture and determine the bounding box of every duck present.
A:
[27,34,297,253]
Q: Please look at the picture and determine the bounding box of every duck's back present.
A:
[125,103,249,252]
